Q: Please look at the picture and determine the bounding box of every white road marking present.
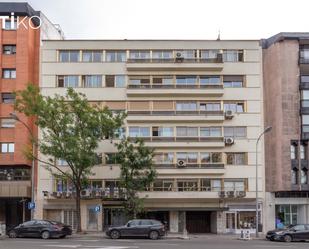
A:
[74,240,100,242]
[43,245,81,248]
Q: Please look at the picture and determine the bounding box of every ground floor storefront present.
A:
[265,192,309,231]
[36,198,260,234]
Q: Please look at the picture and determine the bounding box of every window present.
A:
[153,152,174,165]
[82,75,102,88]
[2,69,16,79]
[152,127,173,137]
[152,76,173,85]
[200,127,222,137]
[300,144,307,160]
[176,152,198,164]
[200,102,221,111]
[200,152,222,163]
[3,45,16,55]
[58,76,79,87]
[57,159,68,166]
[152,50,173,59]
[224,180,245,191]
[291,169,298,185]
[177,180,198,191]
[1,118,15,128]
[303,115,309,133]
[301,75,309,83]
[153,179,173,191]
[290,144,297,160]
[176,102,197,111]
[129,127,150,137]
[82,50,102,62]
[176,127,198,137]
[223,76,244,87]
[105,153,119,164]
[224,127,246,138]
[175,50,196,59]
[4,19,17,30]
[105,75,126,87]
[224,102,244,113]
[200,50,220,59]
[199,76,221,85]
[106,50,126,62]
[1,93,15,103]
[129,50,150,59]
[301,169,308,184]
[59,50,80,62]
[223,50,243,62]
[128,76,150,85]
[226,153,246,165]
[176,76,197,85]
[1,143,14,153]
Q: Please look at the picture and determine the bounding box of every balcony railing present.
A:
[127,57,223,64]
[129,136,224,142]
[45,187,127,200]
[127,84,223,89]
[127,110,224,116]
[154,163,224,169]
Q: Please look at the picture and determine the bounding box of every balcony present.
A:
[133,136,225,148]
[126,57,223,71]
[44,187,127,200]
[126,84,224,97]
[138,190,252,200]
[126,110,225,123]
[154,164,225,175]
[0,181,31,197]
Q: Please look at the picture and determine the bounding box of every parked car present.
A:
[106,219,165,240]
[8,220,72,239]
[266,224,309,242]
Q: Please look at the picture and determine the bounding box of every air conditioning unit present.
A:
[236,191,246,198]
[56,191,62,198]
[227,191,235,198]
[224,110,234,119]
[177,159,186,167]
[81,189,91,197]
[224,137,234,145]
[175,51,184,62]
[65,191,72,198]
[218,191,226,198]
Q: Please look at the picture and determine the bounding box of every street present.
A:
[1,236,309,249]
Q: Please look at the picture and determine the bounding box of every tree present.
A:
[116,138,156,218]
[14,85,125,232]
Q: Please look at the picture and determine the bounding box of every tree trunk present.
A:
[75,186,82,233]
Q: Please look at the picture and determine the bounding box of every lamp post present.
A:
[10,112,35,220]
[255,126,272,238]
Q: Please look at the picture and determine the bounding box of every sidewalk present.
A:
[70,232,265,240]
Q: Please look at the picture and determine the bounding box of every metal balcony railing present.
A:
[127,56,223,64]
[127,110,224,116]
[153,163,225,169]
[129,136,224,143]
[127,83,224,89]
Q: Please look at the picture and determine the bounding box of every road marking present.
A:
[74,240,100,242]
[43,245,81,248]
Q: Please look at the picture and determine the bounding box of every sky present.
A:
[2,0,309,40]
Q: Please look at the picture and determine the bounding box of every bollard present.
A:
[0,223,6,238]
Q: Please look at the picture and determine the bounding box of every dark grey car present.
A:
[106,219,165,240]
[266,224,309,242]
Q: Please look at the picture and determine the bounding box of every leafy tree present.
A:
[116,138,156,218]
[14,85,125,232]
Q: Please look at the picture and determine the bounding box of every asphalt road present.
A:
[0,236,309,249]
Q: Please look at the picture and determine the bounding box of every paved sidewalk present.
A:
[69,232,265,240]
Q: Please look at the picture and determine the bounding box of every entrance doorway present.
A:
[186,211,211,233]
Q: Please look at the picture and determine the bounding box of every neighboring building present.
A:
[262,33,309,231]
[0,2,63,229]
[38,40,265,234]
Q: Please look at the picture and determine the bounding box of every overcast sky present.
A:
[3,0,309,39]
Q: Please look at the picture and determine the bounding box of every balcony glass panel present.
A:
[200,76,221,85]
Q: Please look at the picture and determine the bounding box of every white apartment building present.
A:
[36,40,265,234]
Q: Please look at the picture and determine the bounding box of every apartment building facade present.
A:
[37,40,265,234]
[262,33,309,231]
[0,2,63,229]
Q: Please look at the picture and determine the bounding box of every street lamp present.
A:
[255,126,272,238]
[10,112,35,220]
